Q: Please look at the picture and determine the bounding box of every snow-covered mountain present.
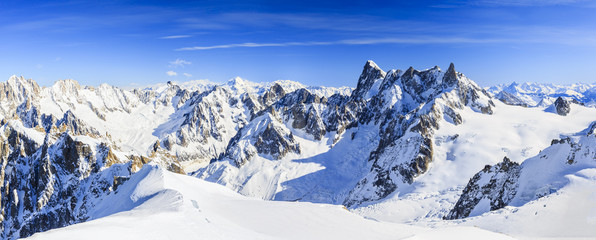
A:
[26,164,514,240]
[446,121,596,220]
[1,61,596,239]
[487,81,596,107]
[0,75,351,239]
[197,62,497,205]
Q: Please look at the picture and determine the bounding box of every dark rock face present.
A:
[57,134,97,177]
[242,93,262,119]
[277,88,325,106]
[350,60,387,100]
[287,104,326,141]
[225,114,302,167]
[401,66,441,102]
[445,157,521,220]
[0,111,184,239]
[444,107,463,125]
[0,126,130,239]
[495,91,529,107]
[259,83,286,106]
[587,121,596,136]
[164,87,244,162]
[56,110,102,137]
[447,125,596,220]
[342,62,494,207]
[554,97,571,116]
[254,123,301,160]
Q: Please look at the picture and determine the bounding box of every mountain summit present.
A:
[0,61,595,239]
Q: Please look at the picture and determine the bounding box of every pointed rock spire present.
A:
[403,66,416,78]
[351,60,386,100]
[442,62,458,86]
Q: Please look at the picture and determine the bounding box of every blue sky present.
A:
[2,0,596,88]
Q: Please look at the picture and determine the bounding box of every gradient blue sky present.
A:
[2,0,596,88]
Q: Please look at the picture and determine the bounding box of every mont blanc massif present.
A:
[1,61,595,239]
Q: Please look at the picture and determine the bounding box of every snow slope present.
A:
[451,168,596,239]
[2,61,596,239]
[26,165,513,240]
[352,100,596,222]
[193,63,596,226]
[432,122,596,238]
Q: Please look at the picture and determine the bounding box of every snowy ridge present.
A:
[487,81,596,107]
[0,74,354,238]
[143,77,352,98]
[447,122,596,219]
[429,122,596,238]
[27,164,514,240]
[1,60,595,239]
[194,61,596,231]
[197,61,499,208]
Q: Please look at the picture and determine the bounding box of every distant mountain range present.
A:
[1,61,595,239]
[487,81,596,107]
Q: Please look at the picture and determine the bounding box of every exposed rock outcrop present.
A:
[447,124,596,219]
[343,62,494,206]
[445,157,521,220]
[554,97,571,116]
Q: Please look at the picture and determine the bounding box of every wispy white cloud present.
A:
[436,0,591,7]
[177,41,333,51]
[176,37,509,51]
[469,0,585,6]
[166,71,177,76]
[169,59,191,67]
[183,73,192,77]
[160,35,191,39]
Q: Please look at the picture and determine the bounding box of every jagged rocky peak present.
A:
[278,88,325,106]
[448,122,596,220]
[223,113,300,167]
[554,97,571,116]
[342,62,497,207]
[56,110,102,137]
[53,133,99,177]
[445,156,521,220]
[0,116,187,239]
[349,61,493,115]
[254,122,300,160]
[52,79,82,94]
[0,130,129,239]
[443,63,457,85]
[351,60,387,100]
[400,62,473,103]
[0,75,41,104]
[259,83,286,106]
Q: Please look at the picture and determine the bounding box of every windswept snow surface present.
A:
[352,101,596,239]
[451,168,596,239]
[26,165,512,240]
[197,98,596,224]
